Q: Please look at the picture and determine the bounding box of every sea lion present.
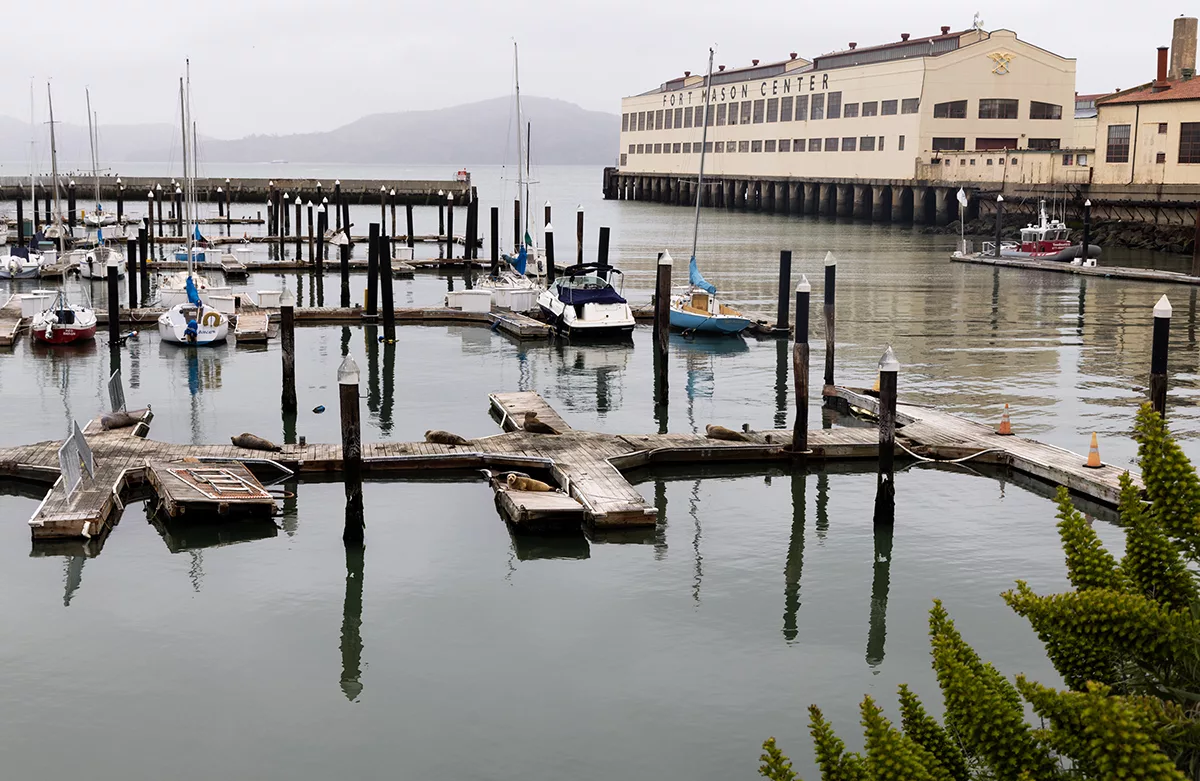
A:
[425,430,469,446]
[231,432,282,452]
[507,473,554,492]
[100,407,150,430]
[522,411,559,435]
[706,424,749,442]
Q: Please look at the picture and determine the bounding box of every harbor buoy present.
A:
[1084,432,1102,468]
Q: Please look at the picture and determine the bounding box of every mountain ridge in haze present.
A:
[0,96,619,166]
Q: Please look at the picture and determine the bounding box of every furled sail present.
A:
[689,255,716,295]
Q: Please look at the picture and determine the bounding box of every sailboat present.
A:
[40,84,70,253]
[31,286,97,345]
[82,95,117,229]
[77,91,127,280]
[1,89,47,280]
[157,66,228,346]
[159,75,229,310]
[475,42,542,309]
[667,49,751,336]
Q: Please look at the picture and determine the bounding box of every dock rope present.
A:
[896,440,1006,464]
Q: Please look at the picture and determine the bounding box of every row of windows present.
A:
[931,99,1062,120]
[1106,122,1200,164]
[930,137,1061,152]
[620,94,920,132]
[626,135,906,154]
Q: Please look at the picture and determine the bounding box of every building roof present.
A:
[1098,77,1200,105]
[811,29,974,71]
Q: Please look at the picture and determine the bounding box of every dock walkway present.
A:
[950,253,1200,288]
[2,388,1139,544]
[0,295,25,347]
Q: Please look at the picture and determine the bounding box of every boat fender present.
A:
[507,473,554,492]
[231,432,282,452]
[312,405,326,414]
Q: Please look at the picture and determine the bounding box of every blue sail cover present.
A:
[193,225,206,243]
[689,255,716,295]
[509,245,528,276]
[185,276,201,306]
[97,227,104,245]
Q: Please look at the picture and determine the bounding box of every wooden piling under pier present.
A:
[950,253,1200,287]
[6,388,1141,543]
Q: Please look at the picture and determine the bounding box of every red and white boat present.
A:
[31,290,97,345]
[960,199,1100,263]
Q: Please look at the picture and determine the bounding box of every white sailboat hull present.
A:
[78,248,127,279]
[157,303,229,345]
[157,272,231,309]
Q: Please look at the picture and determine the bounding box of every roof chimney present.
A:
[1171,16,1198,80]
[684,71,691,77]
[1154,45,1169,90]
[789,52,797,59]
[900,32,910,41]
[752,59,759,66]
[718,65,725,71]
[941,25,951,35]
[849,42,857,50]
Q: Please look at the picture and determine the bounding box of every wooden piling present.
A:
[145,191,154,246]
[294,196,303,259]
[341,200,350,244]
[653,252,673,402]
[823,252,836,391]
[106,259,120,346]
[405,203,415,250]
[307,201,315,262]
[137,226,148,277]
[793,275,811,454]
[334,180,342,232]
[116,182,124,222]
[1082,199,1092,262]
[340,242,351,308]
[364,223,379,319]
[513,199,520,252]
[439,197,446,254]
[446,194,454,261]
[216,186,224,217]
[155,185,164,232]
[281,289,297,413]
[465,195,477,260]
[776,250,794,329]
[1192,205,1200,278]
[389,189,396,237]
[68,181,77,232]
[1151,295,1171,416]
[379,229,396,342]
[597,226,611,272]
[544,201,552,230]
[316,204,326,272]
[490,206,500,276]
[576,207,584,265]
[224,178,231,229]
[126,238,138,309]
[338,355,364,545]
[875,346,898,524]
[15,193,24,246]
[993,195,1004,258]
[174,187,183,238]
[545,224,556,283]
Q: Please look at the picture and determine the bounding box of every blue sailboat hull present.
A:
[669,308,751,334]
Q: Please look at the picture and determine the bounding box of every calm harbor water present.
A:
[0,163,1187,779]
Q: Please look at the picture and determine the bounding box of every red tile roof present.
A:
[1098,78,1200,105]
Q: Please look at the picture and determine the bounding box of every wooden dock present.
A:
[0,294,25,347]
[218,254,248,277]
[144,461,277,520]
[233,310,270,343]
[4,387,1142,546]
[950,253,1200,288]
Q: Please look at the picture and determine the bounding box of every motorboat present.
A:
[664,50,751,337]
[536,262,635,338]
[83,208,117,227]
[953,199,1101,262]
[158,270,231,309]
[0,245,46,279]
[78,243,127,279]
[475,244,541,310]
[31,288,97,344]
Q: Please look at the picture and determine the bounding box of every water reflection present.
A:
[783,470,806,642]
[507,528,590,561]
[774,339,789,430]
[865,521,893,669]
[688,480,703,605]
[62,556,85,607]
[340,543,365,702]
[816,469,829,541]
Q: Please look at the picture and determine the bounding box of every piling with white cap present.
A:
[993,194,1005,258]
[823,252,837,392]
[307,200,315,262]
[576,205,585,266]
[281,287,297,414]
[446,190,455,262]
[1151,294,1172,416]
[106,256,121,346]
[875,345,900,524]
[792,274,812,455]
[338,354,364,545]
[544,223,556,283]
[654,251,674,404]
[776,250,793,330]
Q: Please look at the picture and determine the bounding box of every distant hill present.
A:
[0,96,619,166]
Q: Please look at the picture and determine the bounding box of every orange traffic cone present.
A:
[1084,432,1102,468]
[997,403,1013,436]
[872,373,880,392]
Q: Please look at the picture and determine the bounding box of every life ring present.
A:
[201,311,222,327]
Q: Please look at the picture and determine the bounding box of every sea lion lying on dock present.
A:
[522,411,559,435]
[231,433,282,452]
[507,473,554,492]
[425,430,469,446]
[705,424,749,442]
[100,407,151,430]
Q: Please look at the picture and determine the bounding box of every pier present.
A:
[950,252,1200,287]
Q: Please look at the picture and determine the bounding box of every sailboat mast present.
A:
[179,75,192,274]
[514,41,523,248]
[525,121,531,240]
[690,48,715,264]
[47,84,62,233]
[29,82,35,235]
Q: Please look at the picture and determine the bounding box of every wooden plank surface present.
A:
[488,391,574,433]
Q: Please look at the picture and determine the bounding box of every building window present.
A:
[779,139,791,152]
[714,141,724,153]
[811,94,825,120]
[999,158,1006,165]
[653,143,662,153]
[795,95,809,121]
[780,96,793,122]
[683,106,693,128]
[704,141,713,153]
[766,98,779,123]
[933,100,967,118]
[860,136,875,151]
[637,112,646,131]
[716,103,728,126]
[675,107,684,127]
[976,138,1018,151]
[882,99,898,116]
[959,159,966,165]
[979,98,1019,119]
[673,142,682,153]
[1029,101,1062,120]
[738,140,750,153]
[809,138,822,151]
[827,91,842,119]
[1157,151,1167,163]
[1106,124,1131,163]
[1180,123,1200,163]
[793,139,804,151]
[622,113,629,132]
[842,137,856,151]
[824,137,838,151]
[1062,153,1074,165]
[751,140,763,152]
[636,144,644,154]
[878,136,884,150]
[898,135,905,150]
[620,153,627,166]
[843,103,859,118]
[664,109,673,130]
[628,144,635,154]
[706,107,715,127]
[944,159,951,166]
[1028,138,1060,150]
[664,144,672,154]
[1159,122,1169,134]
[970,158,976,165]
[741,101,753,124]
[861,101,878,117]
[1077,153,1087,166]
[683,142,691,153]
[655,109,663,130]
[752,99,766,123]
[765,139,777,152]
[932,137,966,151]
[986,158,994,165]
[901,98,920,114]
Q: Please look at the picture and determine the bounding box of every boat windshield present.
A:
[559,274,609,290]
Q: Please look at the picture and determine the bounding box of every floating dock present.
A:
[950,252,1200,287]
[4,387,1138,546]
[0,295,25,347]
[144,461,276,520]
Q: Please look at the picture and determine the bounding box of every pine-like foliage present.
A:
[1054,485,1126,592]
[897,684,969,781]
[1119,472,1198,611]
[1133,404,1200,548]
[759,737,798,781]
[807,705,867,781]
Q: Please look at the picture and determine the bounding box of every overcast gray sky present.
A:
[8,0,1189,139]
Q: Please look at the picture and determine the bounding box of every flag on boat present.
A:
[956,188,968,208]
[193,225,206,243]
[511,244,528,276]
[689,255,716,295]
[524,230,533,248]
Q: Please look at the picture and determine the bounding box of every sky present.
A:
[6,0,1191,139]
